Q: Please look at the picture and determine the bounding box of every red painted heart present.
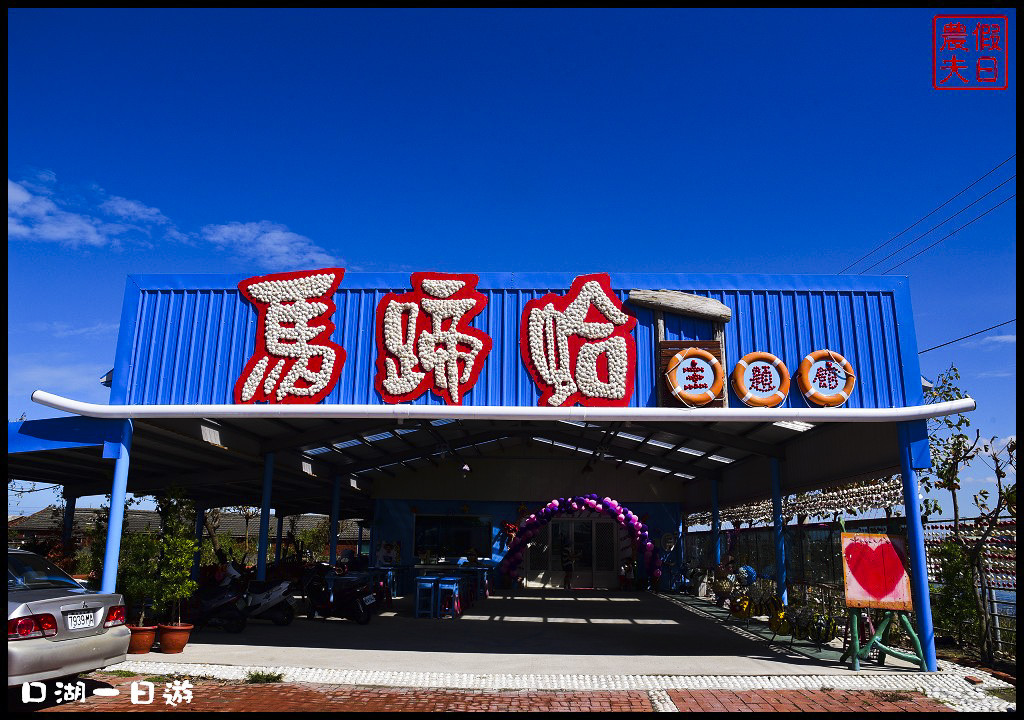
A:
[844,540,906,600]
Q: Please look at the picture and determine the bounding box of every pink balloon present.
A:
[617,514,625,523]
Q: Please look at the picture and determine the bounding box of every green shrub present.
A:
[931,540,980,648]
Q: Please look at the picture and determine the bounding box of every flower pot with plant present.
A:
[153,490,199,654]
[118,532,161,654]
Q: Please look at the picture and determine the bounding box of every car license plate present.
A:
[363,594,376,605]
[67,612,94,630]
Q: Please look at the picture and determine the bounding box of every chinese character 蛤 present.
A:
[521,273,637,407]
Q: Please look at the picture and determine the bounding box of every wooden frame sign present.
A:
[840,532,913,611]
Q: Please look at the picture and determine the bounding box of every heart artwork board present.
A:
[840,533,913,611]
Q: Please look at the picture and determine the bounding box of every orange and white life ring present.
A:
[665,347,724,407]
[796,349,856,407]
[731,351,790,408]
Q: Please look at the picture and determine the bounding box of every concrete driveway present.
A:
[125,589,915,676]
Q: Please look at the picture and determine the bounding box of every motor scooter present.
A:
[304,561,380,624]
[244,579,296,625]
[190,583,248,633]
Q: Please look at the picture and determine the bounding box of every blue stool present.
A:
[415,575,441,618]
[437,576,462,619]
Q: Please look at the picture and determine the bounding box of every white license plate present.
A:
[362,594,376,605]
[67,612,94,630]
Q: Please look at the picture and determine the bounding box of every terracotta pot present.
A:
[157,623,194,654]
[127,625,158,654]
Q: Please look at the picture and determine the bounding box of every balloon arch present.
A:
[499,494,663,583]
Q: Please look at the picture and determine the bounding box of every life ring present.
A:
[665,347,724,407]
[731,351,790,408]
[797,349,856,407]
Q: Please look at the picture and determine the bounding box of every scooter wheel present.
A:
[347,603,372,625]
[219,607,247,634]
[273,605,295,626]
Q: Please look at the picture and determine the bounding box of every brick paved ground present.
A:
[666,688,954,713]
[7,672,957,713]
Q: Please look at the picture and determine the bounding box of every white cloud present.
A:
[977,369,1015,378]
[22,321,121,338]
[7,353,112,419]
[200,221,339,270]
[8,179,115,247]
[980,334,1015,346]
[99,195,170,225]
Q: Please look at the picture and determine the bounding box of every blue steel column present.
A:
[100,420,133,594]
[329,476,341,565]
[899,422,938,671]
[192,504,206,580]
[275,513,284,562]
[711,478,721,565]
[357,524,364,558]
[256,453,275,581]
[770,458,788,605]
[62,494,78,546]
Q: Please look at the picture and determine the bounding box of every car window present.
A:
[8,553,83,591]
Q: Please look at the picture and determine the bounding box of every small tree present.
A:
[921,365,982,536]
[154,489,198,625]
[118,532,160,626]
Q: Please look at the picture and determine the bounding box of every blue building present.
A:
[8,270,974,671]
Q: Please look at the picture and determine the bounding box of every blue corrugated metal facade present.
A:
[110,273,923,410]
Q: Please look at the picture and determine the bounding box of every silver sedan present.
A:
[8,548,130,687]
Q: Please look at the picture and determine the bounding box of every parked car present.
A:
[8,548,130,687]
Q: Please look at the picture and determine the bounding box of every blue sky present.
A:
[7,9,1016,518]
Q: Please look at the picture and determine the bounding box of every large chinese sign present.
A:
[374,273,492,405]
[234,268,346,404]
[520,273,637,407]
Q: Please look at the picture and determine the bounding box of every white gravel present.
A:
[104,657,1015,712]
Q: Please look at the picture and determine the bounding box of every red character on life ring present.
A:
[731,351,790,408]
[665,347,724,407]
[797,349,856,407]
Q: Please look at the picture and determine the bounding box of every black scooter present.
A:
[304,562,380,624]
[190,583,248,633]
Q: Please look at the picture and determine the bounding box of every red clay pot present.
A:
[157,623,194,654]
[127,625,158,654]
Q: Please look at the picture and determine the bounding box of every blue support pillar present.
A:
[100,420,133,594]
[275,513,284,562]
[62,494,78,546]
[329,476,341,566]
[358,524,364,558]
[899,423,938,672]
[256,453,275,581]
[192,504,206,580]
[711,478,721,565]
[771,458,788,606]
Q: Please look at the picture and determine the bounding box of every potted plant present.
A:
[118,532,160,653]
[154,490,199,654]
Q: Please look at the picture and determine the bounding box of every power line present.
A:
[838,153,1016,274]
[918,319,1016,355]
[883,194,1016,273]
[860,174,1016,274]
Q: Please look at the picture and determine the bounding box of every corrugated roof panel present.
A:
[118,274,916,410]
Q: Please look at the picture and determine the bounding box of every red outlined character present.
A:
[977,57,1000,83]
[749,364,776,393]
[940,22,969,52]
[234,268,346,404]
[520,273,637,407]
[974,23,1003,52]
[940,55,969,85]
[375,273,492,405]
[813,361,840,391]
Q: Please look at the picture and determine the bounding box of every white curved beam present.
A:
[31,390,975,424]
